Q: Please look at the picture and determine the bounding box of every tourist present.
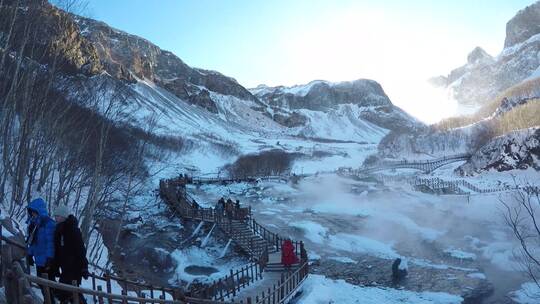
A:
[53,205,89,303]
[391,258,408,284]
[281,239,298,268]
[26,198,57,304]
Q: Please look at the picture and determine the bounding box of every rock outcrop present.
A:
[456,128,540,175]
[0,0,102,76]
[433,1,540,107]
[74,16,258,112]
[504,1,540,48]
[252,79,391,111]
[251,80,420,132]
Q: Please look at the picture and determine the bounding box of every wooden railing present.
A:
[0,240,228,304]
[373,174,522,196]
[247,218,303,258]
[159,177,308,303]
[188,175,293,186]
[355,153,472,174]
[193,262,264,301]
[251,261,309,304]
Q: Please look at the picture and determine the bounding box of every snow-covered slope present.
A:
[71,15,419,146]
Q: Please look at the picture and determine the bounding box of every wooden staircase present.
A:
[159,177,309,303]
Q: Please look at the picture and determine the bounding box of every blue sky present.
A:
[83,0,535,122]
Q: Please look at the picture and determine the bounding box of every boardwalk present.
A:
[351,153,471,175]
[159,178,309,303]
[1,175,310,304]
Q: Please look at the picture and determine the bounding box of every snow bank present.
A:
[297,274,463,304]
[444,248,477,260]
[328,233,398,259]
[289,220,328,244]
[510,282,540,304]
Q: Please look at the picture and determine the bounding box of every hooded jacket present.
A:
[281,239,298,266]
[26,198,55,267]
[54,215,88,282]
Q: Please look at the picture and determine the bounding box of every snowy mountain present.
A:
[71,15,420,145]
[432,1,540,107]
[251,80,420,136]
[0,0,423,177]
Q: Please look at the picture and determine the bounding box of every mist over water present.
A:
[230,173,526,300]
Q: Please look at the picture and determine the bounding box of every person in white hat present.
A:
[53,205,89,303]
[53,205,70,223]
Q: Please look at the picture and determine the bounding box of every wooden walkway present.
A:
[347,153,472,175]
[0,175,310,304]
[159,178,309,303]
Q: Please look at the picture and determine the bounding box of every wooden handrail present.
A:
[253,261,309,303]
[24,273,231,304]
[0,236,177,297]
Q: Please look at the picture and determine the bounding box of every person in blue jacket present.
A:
[26,197,56,304]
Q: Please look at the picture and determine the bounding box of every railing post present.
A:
[230,269,236,296]
[280,273,285,299]
[139,292,146,304]
[122,290,128,304]
[17,277,25,304]
[72,280,80,304]
[97,286,105,304]
[105,272,113,304]
[40,273,52,304]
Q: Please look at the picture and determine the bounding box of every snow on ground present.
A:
[444,248,477,261]
[294,104,388,143]
[297,274,463,304]
[467,272,487,279]
[328,256,358,264]
[327,233,398,259]
[510,282,540,304]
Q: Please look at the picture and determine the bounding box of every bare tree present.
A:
[501,185,540,292]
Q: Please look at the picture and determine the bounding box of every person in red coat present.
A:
[281,239,298,267]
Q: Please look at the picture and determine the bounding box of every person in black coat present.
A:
[391,258,407,284]
[53,205,89,303]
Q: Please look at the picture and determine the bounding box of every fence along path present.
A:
[373,174,522,195]
[352,153,471,175]
[0,234,221,304]
[0,177,309,304]
[186,174,309,186]
[159,178,309,303]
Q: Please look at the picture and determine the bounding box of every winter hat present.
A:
[53,205,71,218]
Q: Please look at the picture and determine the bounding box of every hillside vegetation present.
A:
[433,78,540,137]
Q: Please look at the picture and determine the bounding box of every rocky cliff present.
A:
[504,1,540,48]
[73,16,259,113]
[456,128,540,175]
[433,1,540,107]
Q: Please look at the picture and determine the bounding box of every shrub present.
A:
[224,149,299,178]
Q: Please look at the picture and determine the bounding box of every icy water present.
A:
[188,173,528,303]
[184,265,220,276]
